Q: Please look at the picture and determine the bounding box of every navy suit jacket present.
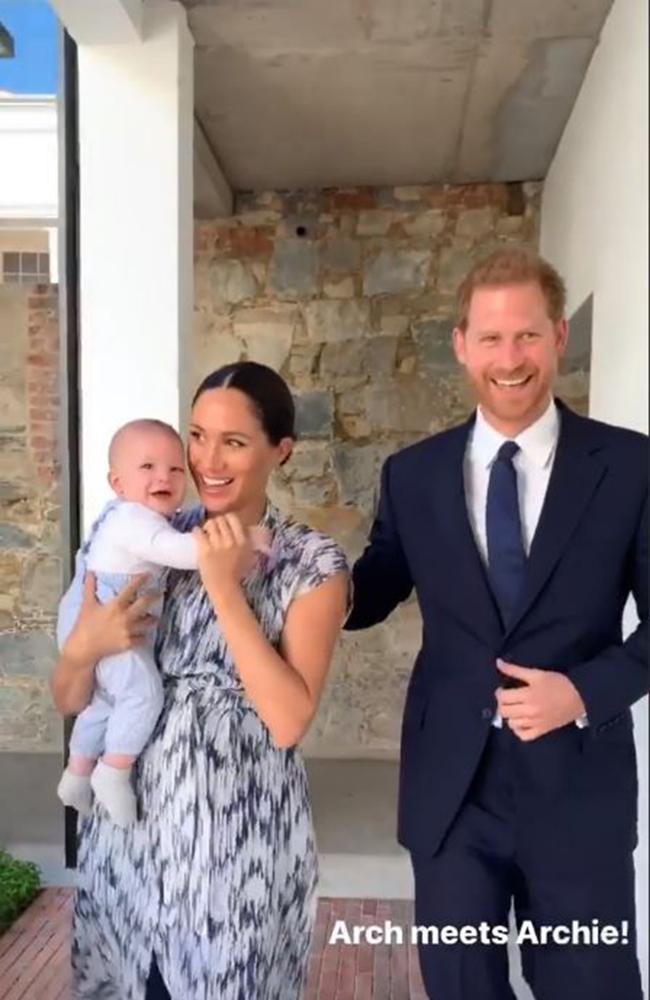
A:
[346,400,648,856]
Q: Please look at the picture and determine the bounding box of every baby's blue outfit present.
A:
[58,500,165,759]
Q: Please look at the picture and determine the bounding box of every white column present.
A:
[540,0,648,994]
[50,0,143,45]
[73,2,194,530]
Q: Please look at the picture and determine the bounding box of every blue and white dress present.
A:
[59,502,349,1000]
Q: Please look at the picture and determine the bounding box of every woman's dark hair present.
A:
[192,362,296,451]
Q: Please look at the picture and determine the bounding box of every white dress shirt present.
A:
[463,398,587,728]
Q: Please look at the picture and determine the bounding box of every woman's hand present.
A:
[63,571,159,665]
[192,515,268,599]
[52,572,160,716]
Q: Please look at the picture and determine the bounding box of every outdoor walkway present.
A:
[0,891,427,999]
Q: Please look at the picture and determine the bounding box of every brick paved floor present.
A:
[0,890,428,999]
[0,890,72,1000]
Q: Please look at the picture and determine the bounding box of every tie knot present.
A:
[497,440,519,463]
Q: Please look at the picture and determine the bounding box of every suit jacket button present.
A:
[481,708,493,720]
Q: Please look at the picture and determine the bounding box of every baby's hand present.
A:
[192,518,273,599]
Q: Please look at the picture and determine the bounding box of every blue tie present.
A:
[486,440,526,626]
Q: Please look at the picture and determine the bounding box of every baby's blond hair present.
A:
[108,419,182,468]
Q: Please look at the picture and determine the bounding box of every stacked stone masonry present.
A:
[0,184,591,757]
[0,285,62,753]
[194,182,589,758]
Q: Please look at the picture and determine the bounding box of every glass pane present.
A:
[38,254,51,280]
[3,252,19,273]
[21,252,37,272]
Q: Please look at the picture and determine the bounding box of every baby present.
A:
[57,419,200,826]
[57,418,271,827]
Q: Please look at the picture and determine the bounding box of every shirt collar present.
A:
[470,398,559,470]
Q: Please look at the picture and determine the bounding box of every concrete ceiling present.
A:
[183,0,614,192]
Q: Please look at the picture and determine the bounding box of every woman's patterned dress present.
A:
[66,502,349,1000]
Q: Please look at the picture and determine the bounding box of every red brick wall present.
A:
[26,286,60,491]
[0,283,62,752]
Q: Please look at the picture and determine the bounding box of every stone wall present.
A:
[0,285,62,753]
[194,182,588,759]
[0,183,591,758]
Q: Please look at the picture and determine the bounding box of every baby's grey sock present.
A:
[90,760,137,827]
[57,768,93,814]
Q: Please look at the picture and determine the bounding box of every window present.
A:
[2,251,50,285]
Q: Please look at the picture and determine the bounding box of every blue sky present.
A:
[0,1,57,95]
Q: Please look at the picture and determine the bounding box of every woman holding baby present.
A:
[51,363,350,1000]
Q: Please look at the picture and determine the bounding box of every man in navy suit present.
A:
[346,248,647,1000]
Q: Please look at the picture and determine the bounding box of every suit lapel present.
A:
[505,402,608,637]
[429,417,504,643]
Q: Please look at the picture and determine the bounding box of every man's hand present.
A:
[496,659,586,741]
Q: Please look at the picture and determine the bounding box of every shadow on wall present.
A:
[560,292,593,415]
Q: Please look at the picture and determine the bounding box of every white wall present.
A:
[540,0,648,994]
[0,97,58,223]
